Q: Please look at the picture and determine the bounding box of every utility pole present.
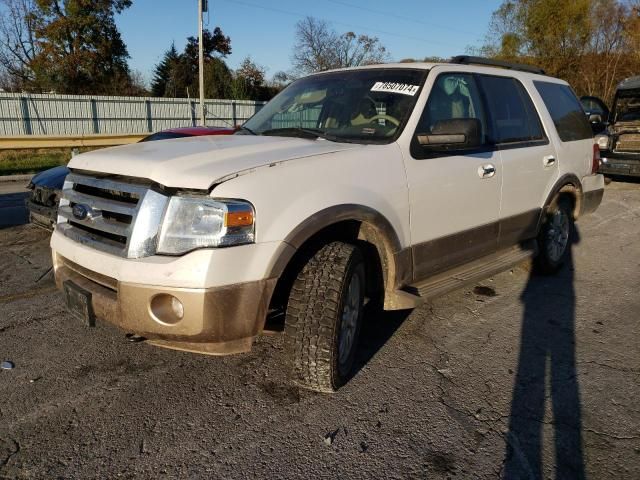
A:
[198,0,207,125]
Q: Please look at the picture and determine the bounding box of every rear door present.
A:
[477,74,559,248]
[403,71,502,280]
[535,81,598,179]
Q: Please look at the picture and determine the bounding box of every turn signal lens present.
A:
[225,210,254,227]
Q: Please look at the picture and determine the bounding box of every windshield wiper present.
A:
[261,127,341,142]
[237,125,258,135]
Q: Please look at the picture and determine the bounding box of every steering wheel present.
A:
[367,114,400,126]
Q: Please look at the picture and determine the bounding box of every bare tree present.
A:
[292,17,339,75]
[0,0,39,89]
[336,32,388,68]
[291,17,389,75]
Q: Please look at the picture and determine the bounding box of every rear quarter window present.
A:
[534,81,593,142]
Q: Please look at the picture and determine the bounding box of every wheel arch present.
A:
[541,174,583,223]
[266,204,412,313]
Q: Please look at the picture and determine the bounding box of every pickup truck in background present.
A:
[583,76,640,178]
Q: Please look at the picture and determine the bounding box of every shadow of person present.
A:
[503,226,585,479]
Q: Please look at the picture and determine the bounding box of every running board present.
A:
[405,240,537,301]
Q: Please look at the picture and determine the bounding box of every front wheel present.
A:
[285,242,365,392]
[535,196,573,274]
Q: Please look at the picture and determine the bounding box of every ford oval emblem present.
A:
[72,204,89,220]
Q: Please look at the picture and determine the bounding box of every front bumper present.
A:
[26,199,57,230]
[53,253,277,354]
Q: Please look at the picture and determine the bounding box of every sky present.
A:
[116,0,504,84]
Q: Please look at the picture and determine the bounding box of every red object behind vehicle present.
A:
[163,126,236,136]
[139,126,236,143]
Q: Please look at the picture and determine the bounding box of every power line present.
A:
[225,0,471,51]
[325,0,485,37]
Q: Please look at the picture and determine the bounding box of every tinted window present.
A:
[534,81,593,142]
[479,76,544,144]
[417,73,488,143]
[580,97,605,116]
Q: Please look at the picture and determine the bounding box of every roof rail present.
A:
[450,55,546,75]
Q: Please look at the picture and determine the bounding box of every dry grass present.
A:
[0,148,96,176]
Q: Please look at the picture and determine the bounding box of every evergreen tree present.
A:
[27,0,135,94]
[150,27,232,98]
[151,43,179,97]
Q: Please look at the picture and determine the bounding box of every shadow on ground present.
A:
[352,302,412,381]
[0,192,29,229]
[504,227,585,479]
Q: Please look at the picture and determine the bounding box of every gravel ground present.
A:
[0,180,639,479]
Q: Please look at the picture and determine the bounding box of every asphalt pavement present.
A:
[0,180,638,479]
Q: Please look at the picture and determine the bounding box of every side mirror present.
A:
[588,113,602,124]
[417,118,482,150]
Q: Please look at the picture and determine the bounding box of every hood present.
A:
[68,135,363,190]
[30,165,70,188]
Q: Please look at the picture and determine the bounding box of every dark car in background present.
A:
[26,126,235,229]
[595,76,640,178]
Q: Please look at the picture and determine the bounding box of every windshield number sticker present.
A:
[370,82,420,96]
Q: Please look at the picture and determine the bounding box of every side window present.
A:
[534,81,593,142]
[417,73,488,143]
[478,75,545,144]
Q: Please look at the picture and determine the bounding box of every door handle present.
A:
[478,164,496,178]
[543,155,556,167]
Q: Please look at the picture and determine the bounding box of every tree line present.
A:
[478,0,640,103]
[0,1,390,100]
[1,1,638,105]
[0,0,285,99]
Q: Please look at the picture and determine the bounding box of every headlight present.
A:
[595,134,609,151]
[157,196,255,254]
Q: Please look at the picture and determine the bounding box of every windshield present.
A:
[242,68,427,143]
[614,91,640,122]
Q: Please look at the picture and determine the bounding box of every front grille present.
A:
[57,172,169,258]
[615,133,640,153]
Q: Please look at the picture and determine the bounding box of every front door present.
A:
[403,71,502,281]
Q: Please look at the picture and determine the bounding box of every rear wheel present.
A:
[285,242,365,392]
[535,196,573,274]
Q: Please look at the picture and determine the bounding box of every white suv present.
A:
[52,56,604,392]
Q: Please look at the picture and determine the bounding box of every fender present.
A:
[267,204,413,309]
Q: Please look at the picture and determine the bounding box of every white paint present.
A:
[53,61,602,294]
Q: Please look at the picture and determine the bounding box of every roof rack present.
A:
[450,55,546,75]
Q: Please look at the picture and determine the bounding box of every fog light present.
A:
[170,296,184,318]
[149,294,184,325]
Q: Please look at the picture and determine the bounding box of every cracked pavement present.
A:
[0,180,639,479]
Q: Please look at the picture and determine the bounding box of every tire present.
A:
[285,241,365,393]
[534,196,573,274]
